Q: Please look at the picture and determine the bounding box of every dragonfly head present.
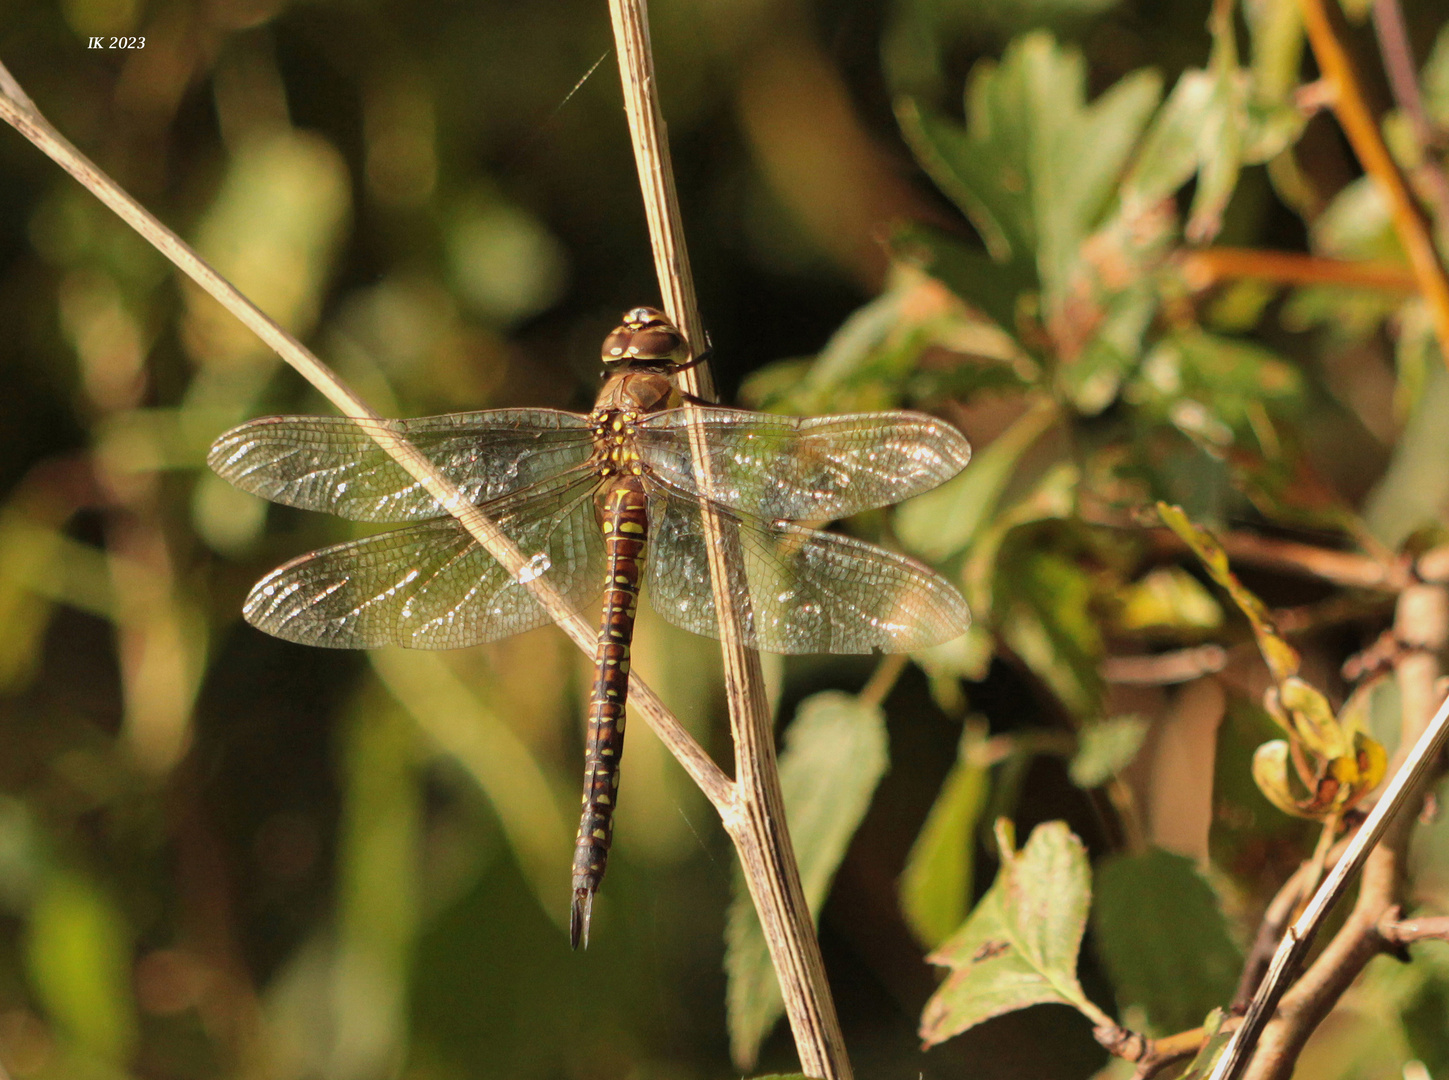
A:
[601,307,691,372]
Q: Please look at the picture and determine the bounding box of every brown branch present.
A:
[1138,524,1411,593]
[1095,1019,1242,1080]
[1179,248,1419,294]
[1379,911,1449,946]
[606,3,851,1078]
[1103,645,1228,685]
[1371,0,1449,239]
[1215,583,1449,1080]
[1231,843,1323,1012]
[1298,0,1449,370]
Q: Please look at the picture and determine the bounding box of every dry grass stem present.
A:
[607,2,853,1077]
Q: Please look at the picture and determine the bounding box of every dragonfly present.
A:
[209,307,972,947]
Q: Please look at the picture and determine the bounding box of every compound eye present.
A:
[600,310,689,368]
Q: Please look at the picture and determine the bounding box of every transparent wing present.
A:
[644,481,970,655]
[209,410,596,522]
[635,408,970,521]
[243,472,603,649]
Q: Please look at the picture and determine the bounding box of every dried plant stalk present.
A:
[606,2,852,1077]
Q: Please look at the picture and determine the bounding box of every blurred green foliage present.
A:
[3,0,1449,1078]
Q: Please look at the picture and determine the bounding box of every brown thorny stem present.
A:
[606,2,853,1078]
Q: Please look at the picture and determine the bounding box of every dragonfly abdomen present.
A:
[570,473,648,948]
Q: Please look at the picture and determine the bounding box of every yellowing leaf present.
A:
[1156,502,1300,682]
[920,821,1103,1046]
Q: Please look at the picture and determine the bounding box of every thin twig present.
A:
[1298,0,1449,369]
[0,66,733,814]
[1212,583,1449,1080]
[1179,247,1419,294]
[1371,0,1449,240]
[1138,524,1411,593]
[605,4,852,1078]
[1102,645,1228,685]
[1230,835,1352,1012]
[1095,1018,1244,1080]
[1379,911,1449,945]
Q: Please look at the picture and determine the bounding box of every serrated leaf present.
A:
[896,397,1057,562]
[1123,9,1303,242]
[920,820,1100,1045]
[1092,849,1242,1032]
[726,692,889,1070]
[897,32,1160,308]
[1070,716,1149,788]
[901,724,990,948]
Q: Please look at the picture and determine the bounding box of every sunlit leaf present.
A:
[25,869,137,1062]
[1122,15,1302,241]
[1092,849,1242,1032]
[726,692,889,1070]
[901,724,990,948]
[1115,566,1223,634]
[920,820,1100,1046]
[1069,716,1148,788]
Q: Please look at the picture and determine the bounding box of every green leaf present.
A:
[726,692,890,1070]
[893,224,1034,334]
[1091,849,1243,1032]
[999,547,1103,718]
[896,396,1058,563]
[1129,330,1303,451]
[25,869,137,1061]
[897,32,1160,306]
[1365,365,1449,550]
[1069,716,1149,788]
[900,724,990,948]
[1115,566,1223,635]
[1122,9,1303,242]
[920,820,1103,1046]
